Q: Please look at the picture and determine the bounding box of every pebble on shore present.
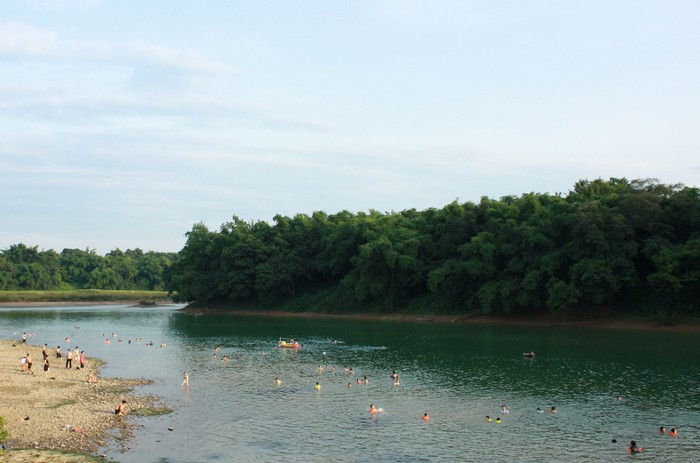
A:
[0,339,159,461]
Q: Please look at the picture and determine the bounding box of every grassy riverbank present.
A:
[0,290,171,305]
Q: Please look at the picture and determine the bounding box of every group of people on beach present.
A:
[13,330,124,416]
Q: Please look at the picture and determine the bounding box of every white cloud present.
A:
[0,21,234,73]
[0,22,59,55]
[26,0,102,13]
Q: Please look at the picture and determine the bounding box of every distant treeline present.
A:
[0,246,176,291]
[169,178,700,317]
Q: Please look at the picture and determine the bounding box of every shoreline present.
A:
[2,300,698,333]
[0,301,166,308]
[177,307,700,333]
[0,340,162,463]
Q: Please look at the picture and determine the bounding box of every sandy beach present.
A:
[0,340,161,463]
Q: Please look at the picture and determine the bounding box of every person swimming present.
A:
[669,428,678,437]
[659,426,666,434]
[485,416,492,422]
[549,406,557,414]
[315,382,322,391]
[500,404,510,414]
[369,404,380,414]
[627,440,642,453]
[495,418,501,423]
[422,413,430,421]
[274,377,282,385]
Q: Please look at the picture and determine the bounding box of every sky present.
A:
[1,0,699,254]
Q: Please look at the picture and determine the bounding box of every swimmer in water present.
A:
[500,404,510,414]
[549,406,557,414]
[659,426,666,434]
[315,382,322,391]
[485,416,491,422]
[495,418,501,423]
[669,428,678,437]
[627,440,642,453]
[347,382,352,388]
[222,355,229,364]
[422,413,430,421]
[369,404,379,414]
[274,377,282,385]
[536,407,543,413]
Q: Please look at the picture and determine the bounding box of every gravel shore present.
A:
[0,340,162,462]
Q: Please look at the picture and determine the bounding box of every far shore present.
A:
[0,301,173,308]
[2,300,698,333]
[178,306,700,333]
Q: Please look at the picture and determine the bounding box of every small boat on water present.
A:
[278,339,300,349]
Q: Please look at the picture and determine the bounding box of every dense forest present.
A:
[168,178,700,318]
[0,245,176,291]
[2,178,699,318]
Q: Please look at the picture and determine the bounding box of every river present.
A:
[1,304,698,462]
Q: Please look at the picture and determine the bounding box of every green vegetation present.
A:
[130,406,174,417]
[45,399,77,409]
[0,290,170,304]
[169,178,700,318]
[0,247,176,292]
[0,415,8,455]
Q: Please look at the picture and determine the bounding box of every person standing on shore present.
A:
[56,345,62,359]
[43,356,50,378]
[26,353,33,373]
[65,348,73,369]
[73,347,80,367]
[79,351,85,369]
[42,344,49,360]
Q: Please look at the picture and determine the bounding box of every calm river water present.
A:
[1,304,698,463]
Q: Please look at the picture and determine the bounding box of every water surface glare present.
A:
[1,305,698,462]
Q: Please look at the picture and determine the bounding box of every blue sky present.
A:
[1,0,699,254]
